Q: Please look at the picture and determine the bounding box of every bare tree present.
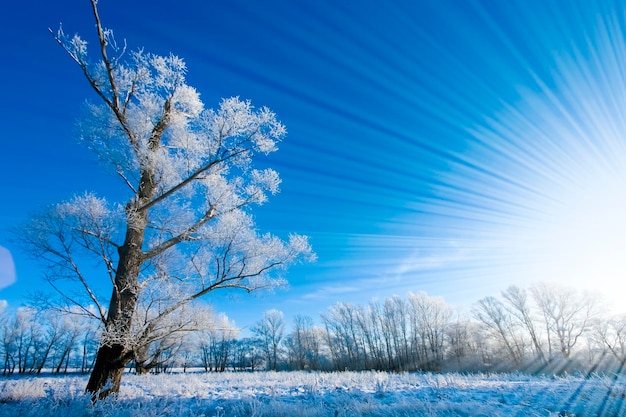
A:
[0,311,19,375]
[501,285,546,363]
[133,334,181,374]
[531,283,598,360]
[593,314,626,369]
[446,315,473,368]
[365,300,389,370]
[195,311,239,372]
[49,313,84,374]
[321,303,367,370]
[382,296,410,371]
[19,0,313,398]
[79,319,100,374]
[252,309,285,371]
[408,291,452,371]
[9,308,40,374]
[131,299,212,374]
[356,302,385,370]
[473,296,525,366]
[285,315,320,370]
[231,337,263,371]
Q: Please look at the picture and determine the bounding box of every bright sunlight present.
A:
[410,12,626,311]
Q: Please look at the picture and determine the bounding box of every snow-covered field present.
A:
[1,371,625,416]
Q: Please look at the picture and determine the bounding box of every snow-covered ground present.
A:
[1,371,625,416]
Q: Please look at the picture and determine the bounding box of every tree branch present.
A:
[141,204,217,261]
[46,278,106,324]
[90,0,120,110]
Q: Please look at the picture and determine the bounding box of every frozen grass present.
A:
[1,371,625,416]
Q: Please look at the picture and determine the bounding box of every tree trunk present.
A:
[135,361,151,375]
[85,343,132,399]
[85,212,147,398]
[134,344,153,374]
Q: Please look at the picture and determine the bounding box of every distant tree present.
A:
[252,309,285,371]
[0,311,18,375]
[593,314,626,369]
[382,296,410,370]
[321,303,366,370]
[473,296,525,366]
[361,301,387,370]
[9,308,40,374]
[131,302,215,374]
[501,286,546,363]
[232,337,264,371]
[284,314,321,370]
[18,0,313,399]
[174,338,196,373]
[79,319,100,374]
[445,315,474,368]
[133,332,181,374]
[0,308,44,375]
[530,283,598,360]
[27,313,56,374]
[49,312,84,374]
[408,291,452,371]
[195,311,238,372]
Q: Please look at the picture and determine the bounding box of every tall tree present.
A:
[19,0,313,399]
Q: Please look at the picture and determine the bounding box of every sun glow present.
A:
[481,48,626,310]
[396,8,626,312]
[512,167,626,303]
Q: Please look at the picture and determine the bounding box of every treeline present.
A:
[0,307,100,375]
[2,283,626,376]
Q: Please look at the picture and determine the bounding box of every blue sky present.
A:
[1,0,626,329]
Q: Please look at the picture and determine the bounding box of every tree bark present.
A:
[85,201,149,398]
[85,344,129,399]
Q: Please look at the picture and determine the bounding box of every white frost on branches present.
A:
[21,20,314,357]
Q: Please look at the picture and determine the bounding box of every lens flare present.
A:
[0,246,16,290]
[403,8,626,311]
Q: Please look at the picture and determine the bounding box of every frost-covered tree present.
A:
[193,309,238,372]
[501,285,546,363]
[530,283,598,360]
[284,314,321,370]
[18,0,313,399]
[593,314,626,368]
[322,302,365,370]
[252,309,285,371]
[473,296,525,366]
[407,291,452,371]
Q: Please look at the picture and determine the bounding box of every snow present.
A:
[1,371,625,416]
